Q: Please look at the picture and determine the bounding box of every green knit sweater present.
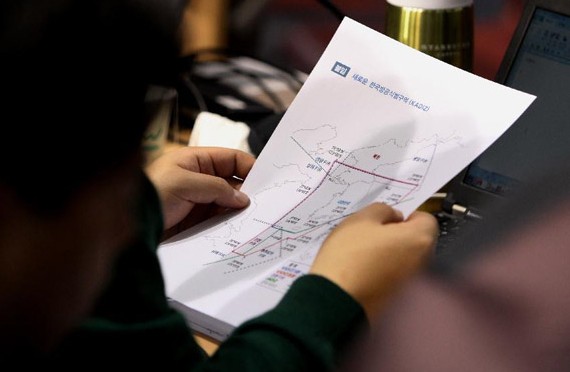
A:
[49,175,367,370]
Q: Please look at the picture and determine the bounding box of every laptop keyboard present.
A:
[434,211,469,254]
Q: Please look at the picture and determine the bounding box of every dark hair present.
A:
[1,0,185,212]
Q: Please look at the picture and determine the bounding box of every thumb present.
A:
[179,172,250,209]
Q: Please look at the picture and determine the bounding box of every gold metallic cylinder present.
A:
[385,0,474,71]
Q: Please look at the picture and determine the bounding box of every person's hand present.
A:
[310,203,438,322]
[145,147,255,233]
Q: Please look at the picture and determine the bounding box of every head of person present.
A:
[0,0,184,354]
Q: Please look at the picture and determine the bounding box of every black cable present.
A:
[181,47,306,86]
[179,47,304,113]
[181,73,208,112]
[193,65,289,112]
[316,0,347,22]
[236,69,288,112]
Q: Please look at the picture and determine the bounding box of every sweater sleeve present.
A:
[202,274,368,372]
[49,173,207,368]
[50,174,367,370]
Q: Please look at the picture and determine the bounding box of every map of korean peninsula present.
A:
[157,17,535,340]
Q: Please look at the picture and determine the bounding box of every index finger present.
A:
[177,147,256,180]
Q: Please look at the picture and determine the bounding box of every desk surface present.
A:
[194,333,219,355]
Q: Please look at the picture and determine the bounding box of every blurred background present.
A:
[172,0,527,153]
[184,0,526,81]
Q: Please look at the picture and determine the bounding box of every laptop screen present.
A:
[462,6,570,196]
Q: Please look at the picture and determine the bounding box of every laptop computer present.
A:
[435,0,570,254]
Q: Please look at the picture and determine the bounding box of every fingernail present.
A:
[234,189,250,205]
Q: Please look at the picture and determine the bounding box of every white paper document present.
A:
[158,18,535,340]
